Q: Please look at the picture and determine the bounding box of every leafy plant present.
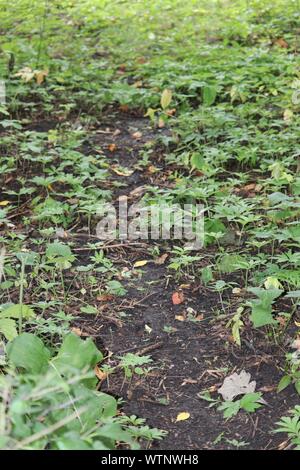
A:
[247,287,283,328]
[0,333,165,449]
[218,393,263,419]
[117,353,153,380]
[277,352,300,395]
[274,406,300,450]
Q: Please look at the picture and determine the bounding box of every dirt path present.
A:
[72,113,299,450]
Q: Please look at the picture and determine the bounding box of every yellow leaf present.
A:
[160,88,172,110]
[264,276,282,289]
[176,412,190,422]
[283,109,293,122]
[175,315,185,322]
[94,365,107,381]
[0,201,10,206]
[35,69,48,85]
[111,166,134,177]
[134,260,148,268]
[15,67,35,82]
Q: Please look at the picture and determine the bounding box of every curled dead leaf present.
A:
[108,143,117,152]
[172,291,185,305]
[94,365,107,381]
[154,253,168,265]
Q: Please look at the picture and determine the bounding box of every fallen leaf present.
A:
[119,104,129,112]
[175,315,185,322]
[108,143,117,152]
[195,314,204,321]
[172,291,185,305]
[35,69,48,85]
[111,166,134,176]
[134,260,148,268]
[175,412,190,422]
[154,253,168,265]
[14,67,35,82]
[0,201,10,206]
[147,165,159,174]
[132,131,142,140]
[275,38,289,48]
[94,365,107,381]
[71,327,82,336]
[179,284,190,289]
[232,287,242,295]
[166,108,176,116]
[97,294,114,302]
[218,370,256,401]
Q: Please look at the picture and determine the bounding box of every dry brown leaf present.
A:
[108,143,117,152]
[154,253,168,265]
[71,327,82,336]
[119,104,129,112]
[35,69,48,85]
[172,291,185,305]
[275,38,289,48]
[94,365,107,381]
[166,108,176,116]
[132,131,142,140]
[97,294,114,302]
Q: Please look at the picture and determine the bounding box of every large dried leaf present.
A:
[218,370,256,401]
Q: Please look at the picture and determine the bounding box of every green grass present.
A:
[1,0,300,450]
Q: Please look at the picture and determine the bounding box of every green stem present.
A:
[19,261,25,334]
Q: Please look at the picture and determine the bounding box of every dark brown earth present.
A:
[69,113,300,450]
[5,112,299,450]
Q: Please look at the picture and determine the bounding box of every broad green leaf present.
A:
[240,393,262,412]
[16,251,38,266]
[249,304,278,328]
[277,375,291,392]
[160,89,172,110]
[0,318,17,341]
[7,333,50,373]
[1,304,35,319]
[218,254,246,273]
[203,86,217,106]
[218,400,241,418]
[53,333,103,372]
